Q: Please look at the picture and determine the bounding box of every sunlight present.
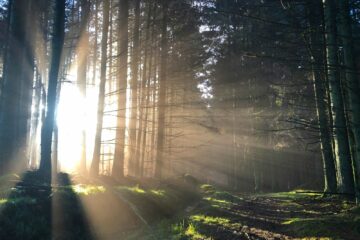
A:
[56,66,99,172]
[57,83,85,171]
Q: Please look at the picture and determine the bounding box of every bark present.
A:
[154,0,168,179]
[92,0,99,86]
[0,0,35,173]
[40,0,65,178]
[128,0,141,176]
[323,0,354,194]
[91,0,110,176]
[112,0,128,178]
[30,72,41,168]
[308,0,337,193]
[77,0,91,174]
[337,0,360,202]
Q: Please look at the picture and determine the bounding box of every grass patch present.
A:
[71,184,106,196]
[190,214,230,227]
[282,206,360,239]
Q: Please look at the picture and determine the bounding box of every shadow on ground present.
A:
[0,171,93,240]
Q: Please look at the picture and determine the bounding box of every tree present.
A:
[112,0,129,178]
[40,0,66,177]
[323,0,354,194]
[128,0,140,176]
[77,0,91,174]
[91,0,110,176]
[307,0,337,193]
[337,0,360,201]
[154,0,168,179]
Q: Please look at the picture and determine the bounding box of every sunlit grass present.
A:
[265,191,322,199]
[71,184,106,196]
[190,214,230,226]
[150,189,165,196]
[185,223,211,240]
[200,184,215,194]
[204,196,231,208]
[117,185,146,194]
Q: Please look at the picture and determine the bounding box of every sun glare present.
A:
[57,68,104,172]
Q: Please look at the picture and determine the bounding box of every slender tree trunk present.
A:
[308,0,337,193]
[91,0,110,176]
[154,0,168,179]
[337,0,360,202]
[92,0,99,86]
[78,0,90,174]
[0,0,33,173]
[40,0,65,178]
[323,0,354,194]
[112,0,128,178]
[128,0,141,176]
[30,72,41,168]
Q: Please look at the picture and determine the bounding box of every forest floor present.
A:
[0,171,359,240]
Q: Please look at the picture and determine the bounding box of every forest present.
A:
[0,0,360,239]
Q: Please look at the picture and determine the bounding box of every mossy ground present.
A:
[0,171,199,240]
[1,173,359,239]
[129,185,360,240]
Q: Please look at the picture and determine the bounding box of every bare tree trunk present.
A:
[40,0,65,179]
[308,0,337,193]
[91,0,110,176]
[0,0,35,174]
[337,0,360,202]
[112,0,128,178]
[77,0,90,174]
[92,0,99,86]
[154,0,168,179]
[323,0,354,194]
[128,0,141,176]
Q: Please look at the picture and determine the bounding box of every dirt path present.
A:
[180,189,357,240]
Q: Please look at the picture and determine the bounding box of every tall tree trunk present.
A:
[91,0,110,176]
[128,0,141,176]
[323,0,354,194]
[154,0,168,179]
[40,0,65,178]
[77,0,90,174]
[0,0,34,173]
[92,0,99,86]
[337,0,360,202]
[308,0,337,193]
[112,0,128,178]
[30,72,42,168]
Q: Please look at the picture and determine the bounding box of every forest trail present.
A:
[0,172,359,240]
[130,185,359,240]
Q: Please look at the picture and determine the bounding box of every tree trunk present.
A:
[337,0,360,202]
[308,0,337,193]
[154,0,168,179]
[128,0,141,176]
[323,0,354,194]
[77,0,90,174]
[112,0,128,178]
[0,0,34,173]
[92,0,99,86]
[91,0,110,176]
[40,0,65,178]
